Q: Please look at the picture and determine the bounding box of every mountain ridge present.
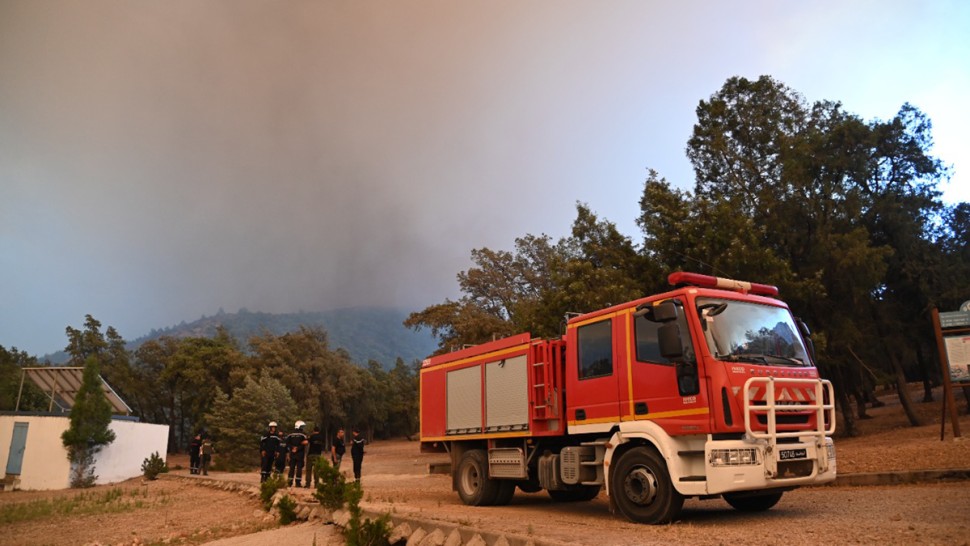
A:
[43,306,436,368]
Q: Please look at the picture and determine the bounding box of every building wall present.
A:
[0,415,169,490]
[0,415,71,490]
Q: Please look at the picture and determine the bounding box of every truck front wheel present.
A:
[456,450,500,506]
[610,446,683,524]
[723,491,783,512]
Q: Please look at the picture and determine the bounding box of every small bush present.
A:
[260,474,287,511]
[277,494,298,525]
[141,452,168,480]
[344,481,391,546]
[313,457,347,511]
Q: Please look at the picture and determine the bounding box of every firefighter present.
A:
[199,432,214,476]
[259,421,281,483]
[274,426,288,476]
[331,428,346,470]
[305,425,325,488]
[285,420,309,487]
[188,432,202,475]
[350,428,366,483]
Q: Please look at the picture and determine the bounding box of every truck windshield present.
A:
[696,297,810,367]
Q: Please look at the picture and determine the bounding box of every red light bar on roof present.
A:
[668,271,779,297]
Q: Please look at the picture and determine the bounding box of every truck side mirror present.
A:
[658,323,683,360]
[796,318,817,362]
[660,322,699,396]
[653,301,679,323]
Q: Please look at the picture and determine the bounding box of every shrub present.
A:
[277,494,298,525]
[313,457,347,511]
[344,481,391,546]
[260,474,287,511]
[141,452,168,480]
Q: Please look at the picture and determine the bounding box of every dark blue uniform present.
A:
[259,426,281,482]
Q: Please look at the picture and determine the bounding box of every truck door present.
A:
[626,299,710,431]
[566,316,622,432]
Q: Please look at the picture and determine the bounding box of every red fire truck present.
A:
[420,272,836,524]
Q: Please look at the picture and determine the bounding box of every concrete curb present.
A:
[161,469,970,544]
[829,468,970,487]
[159,474,562,546]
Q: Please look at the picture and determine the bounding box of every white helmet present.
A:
[295,420,305,429]
[268,421,278,427]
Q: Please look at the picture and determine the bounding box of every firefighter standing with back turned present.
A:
[305,425,325,487]
[286,420,309,487]
[274,426,288,476]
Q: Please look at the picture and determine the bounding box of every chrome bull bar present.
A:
[743,377,836,478]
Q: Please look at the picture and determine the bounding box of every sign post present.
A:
[932,307,970,439]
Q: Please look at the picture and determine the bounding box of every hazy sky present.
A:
[2,1,967,356]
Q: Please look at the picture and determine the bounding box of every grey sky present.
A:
[2,1,967,355]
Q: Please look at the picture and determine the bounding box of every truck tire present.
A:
[723,491,783,512]
[493,481,516,505]
[456,450,500,506]
[548,485,601,502]
[609,446,683,524]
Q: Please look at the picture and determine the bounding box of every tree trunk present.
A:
[890,353,922,426]
[916,345,934,402]
[836,384,857,437]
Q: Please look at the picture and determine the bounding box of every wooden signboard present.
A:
[932,307,970,439]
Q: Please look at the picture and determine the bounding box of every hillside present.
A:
[46,307,437,368]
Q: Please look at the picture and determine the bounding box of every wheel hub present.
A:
[460,465,481,494]
[623,466,658,505]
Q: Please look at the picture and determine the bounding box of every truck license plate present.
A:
[779,448,807,460]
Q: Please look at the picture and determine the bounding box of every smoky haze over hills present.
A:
[43,307,437,369]
[2,2,966,356]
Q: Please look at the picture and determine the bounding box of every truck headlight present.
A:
[826,442,836,460]
[709,448,759,466]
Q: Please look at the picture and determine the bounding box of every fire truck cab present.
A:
[420,272,836,524]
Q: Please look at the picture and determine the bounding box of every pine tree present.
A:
[61,356,116,487]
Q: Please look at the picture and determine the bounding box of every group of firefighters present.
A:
[188,431,215,476]
[258,420,366,487]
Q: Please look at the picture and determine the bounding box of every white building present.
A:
[1,414,169,490]
[1,367,169,490]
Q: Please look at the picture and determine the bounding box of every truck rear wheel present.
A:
[456,450,500,506]
[723,491,783,512]
[610,446,683,524]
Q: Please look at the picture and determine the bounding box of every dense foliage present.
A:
[406,75,968,435]
[0,345,46,411]
[48,316,421,455]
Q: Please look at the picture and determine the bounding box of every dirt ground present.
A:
[1,384,967,545]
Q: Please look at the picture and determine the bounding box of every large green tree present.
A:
[408,75,961,436]
[641,75,953,432]
[205,373,297,470]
